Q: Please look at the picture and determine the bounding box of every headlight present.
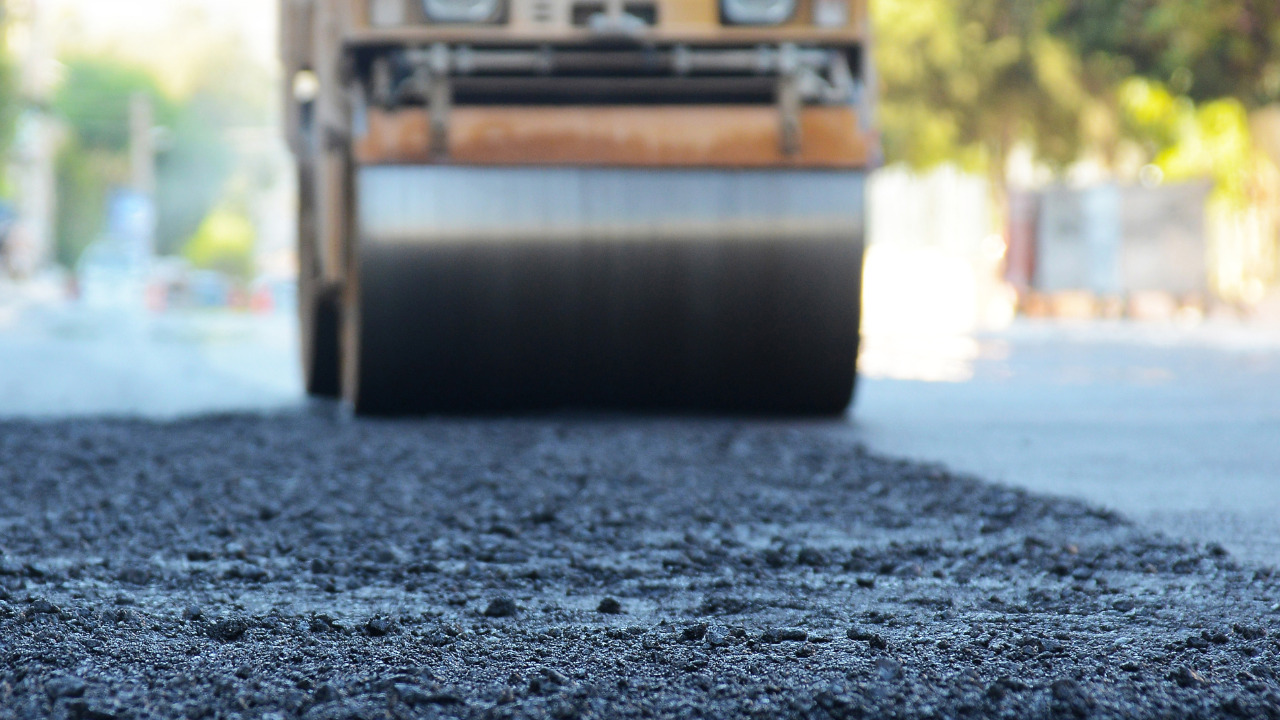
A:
[721,0,795,25]
[422,0,504,23]
[369,0,407,26]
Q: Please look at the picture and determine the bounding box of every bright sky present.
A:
[42,0,278,89]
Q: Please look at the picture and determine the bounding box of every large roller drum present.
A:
[342,166,864,415]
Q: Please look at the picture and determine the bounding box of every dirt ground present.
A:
[1,412,1278,719]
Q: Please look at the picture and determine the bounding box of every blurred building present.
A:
[1008,178,1277,318]
[3,0,59,276]
[1034,182,1210,295]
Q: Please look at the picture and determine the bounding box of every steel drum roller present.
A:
[344,167,865,414]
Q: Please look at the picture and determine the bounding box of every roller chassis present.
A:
[282,0,876,414]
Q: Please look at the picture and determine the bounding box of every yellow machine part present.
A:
[285,0,876,414]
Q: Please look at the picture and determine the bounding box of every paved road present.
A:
[0,301,300,418]
[1,292,1278,566]
[857,322,1280,566]
[2,293,1280,718]
[4,395,1279,719]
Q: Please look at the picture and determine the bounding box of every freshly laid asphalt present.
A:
[2,300,1279,718]
[1,412,1278,719]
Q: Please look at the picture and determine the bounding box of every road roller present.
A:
[280,0,876,414]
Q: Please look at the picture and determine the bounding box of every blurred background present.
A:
[0,0,287,305]
[0,0,1278,408]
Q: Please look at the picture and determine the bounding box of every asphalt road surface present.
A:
[3,298,1278,564]
[3,412,1279,719]
[858,321,1280,567]
[1,296,1279,718]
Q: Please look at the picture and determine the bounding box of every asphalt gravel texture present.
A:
[1,412,1279,719]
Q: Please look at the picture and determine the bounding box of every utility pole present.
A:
[129,92,157,259]
[130,94,156,199]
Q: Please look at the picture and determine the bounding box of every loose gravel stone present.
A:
[875,658,903,681]
[848,628,889,650]
[682,623,708,641]
[541,668,570,686]
[364,616,394,636]
[483,596,519,618]
[1171,666,1209,688]
[207,616,250,642]
[705,625,731,647]
[797,547,827,567]
[44,675,87,699]
[0,414,1276,719]
[760,628,807,643]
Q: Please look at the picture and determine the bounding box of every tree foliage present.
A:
[0,2,19,193]
[874,0,1280,182]
[53,60,176,154]
[1117,77,1264,207]
[155,94,235,259]
[52,59,168,265]
[875,0,1090,177]
[1048,0,1280,108]
[183,204,255,279]
[51,56,237,266]
[53,136,114,268]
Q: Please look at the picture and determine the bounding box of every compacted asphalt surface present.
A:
[2,297,1280,718]
[1,413,1279,719]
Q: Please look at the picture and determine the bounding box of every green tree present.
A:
[1049,0,1280,108]
[53,59,176,154]
[51,55,238,265]
[0,0,19,192]
[162,30,275,266]
[183,204,255,279]
[152,32,275,258]
[875,0,1280,172]
[875,0,1091,171]
[53,136,119,267]
[155,94,235,257]
[51,58,172,265]
[1048,0,1280,211]
[873,0,1093,230]
[874,0,1280,230]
